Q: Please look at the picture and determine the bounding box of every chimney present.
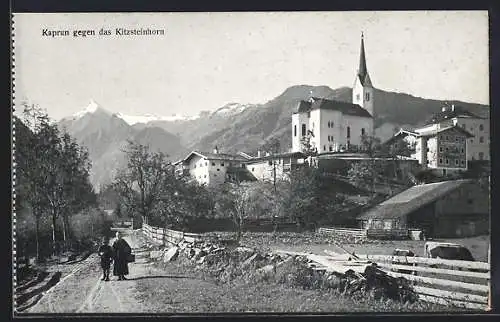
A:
[213,146,219,154]
[451,104,455,111]
[257,150,261,158]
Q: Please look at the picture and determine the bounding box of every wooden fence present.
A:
[317,227,367,238]
[142,224,205,246]
[363,254,490,310]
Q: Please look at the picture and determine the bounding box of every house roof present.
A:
[244,151,305,163]
[417,125,475,138]
[182,150,248,163]
[294,98,372,118]
[357,179,475,221]
[426,106,485,125]
[226,166,258,182]
[384,129,418,145]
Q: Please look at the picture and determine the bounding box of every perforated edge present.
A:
[11,13,18,314]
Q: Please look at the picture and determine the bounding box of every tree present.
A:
[261,137,282,192]
[112,141,176,226]
[300,133,317,157]
[348,134,385,196]
[18,104,96,257]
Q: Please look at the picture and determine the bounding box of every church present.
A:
[291,33,375,154]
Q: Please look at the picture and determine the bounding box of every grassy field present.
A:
[227,232,490,262]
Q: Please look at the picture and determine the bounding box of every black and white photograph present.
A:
[12,11,491,315]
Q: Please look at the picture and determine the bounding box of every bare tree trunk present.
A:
[35,216,40,263]
[51,211,57,256]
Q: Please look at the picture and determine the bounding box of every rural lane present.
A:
[27,230,157,313]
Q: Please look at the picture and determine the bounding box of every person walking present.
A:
[112,231,132,281]
[97,236,113,281]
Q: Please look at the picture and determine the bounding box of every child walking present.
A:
[98,236,113,281]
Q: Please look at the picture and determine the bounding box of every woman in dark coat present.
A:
[112,231,132,280]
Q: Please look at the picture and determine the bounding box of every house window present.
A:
[443,169,447,176]
[347,126,351,138]
[455,136,459,142]
[440,135,444,140]
[427,147,430,152]
[323,145,326,151]
[204,174,207,178]
[479,136,484,143]
[327,121,330,128]
[445,135,449,140]
[329,146,333,151]
[446,159,449,164]
[479,152,484,160]
[461,148,465,153]
[461,160,465,165]
[356,94,360,101]
[294,125,297,137]
[268,161,273,166]
[212,162,215,166]
[217,168,220,171]
[479,124,484,131]
[361,128,365,136]
[221,162,225,167]
[439,147,443,152]
[439,158,443,164]
[366,93,370,101]
[330,121,334,127]
[470,139,474,144]
[301,124,306,137]
[206,162,208,166]
[427,160,430,164]
[445,147,449,152]
[252,167,254,172]
[455,159,459,166]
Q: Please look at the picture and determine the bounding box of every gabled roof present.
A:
[425,106,485,125]
[294,98,372,118]
[182,150,248,163]
[357,179,475,220]
[384,129,418,145]
[417,124,474,138]
[244,151,305,164]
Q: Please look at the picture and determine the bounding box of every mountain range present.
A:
[55,86,489,190]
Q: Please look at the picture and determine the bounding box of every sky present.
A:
[13,11,489,121]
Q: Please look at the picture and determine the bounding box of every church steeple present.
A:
[352,32,374,118]
[357,32,372,87]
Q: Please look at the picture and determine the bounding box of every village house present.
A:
[244,151,306,182]
[425,104,490,161]
[291,33,374,154]
[357,179,489,239]
[173,147,253,186]
[386,124,474,177]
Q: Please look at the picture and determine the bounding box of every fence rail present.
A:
[363,254,490,310]
[142,224,205,246]
[317,227,367,238]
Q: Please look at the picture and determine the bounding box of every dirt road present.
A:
[27,230,160,313]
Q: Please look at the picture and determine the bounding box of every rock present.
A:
[163,247,179,262]
[150,250,163,260]
[241,253,261,269]
[256,264,276,276]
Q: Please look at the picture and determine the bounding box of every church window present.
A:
[330,120,334,127]
[361,128,365,136]
[301,124,306,137]
[356,94,360,101]
[479,124,484,131]
[323,145,326,151]
[365,93,370,101]
[347,126,351,138]
[479,136,484,143]
[294,125,297,137]
[327,121,330,128]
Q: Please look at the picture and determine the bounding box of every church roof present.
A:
[295,98,372,118]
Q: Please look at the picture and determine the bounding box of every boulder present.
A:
[256,264,276,278]
[150,250,163,260]
[163,247,179,262]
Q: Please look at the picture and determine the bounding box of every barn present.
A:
[357,179,490,239]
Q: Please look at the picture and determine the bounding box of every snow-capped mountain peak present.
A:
[114,112,200,125]
[212,102,250,116]
[70,99,111,120]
